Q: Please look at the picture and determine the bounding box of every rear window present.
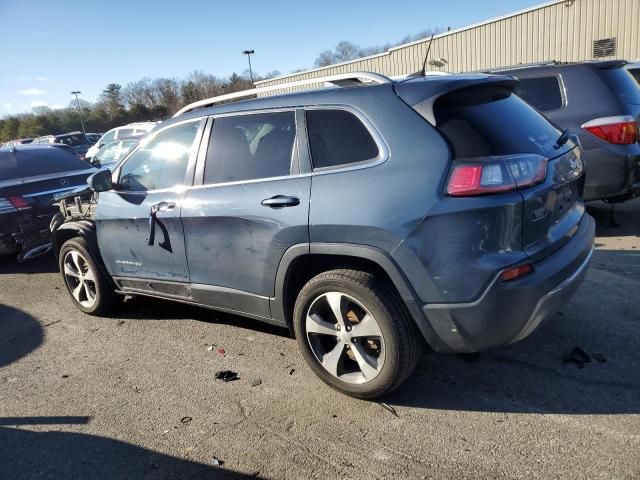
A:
[513,76,564,111]
[306,109,379,169]
[56,133,88,146]
[600,68,640,105]
[0,149,89,181]
[433,86,562,159]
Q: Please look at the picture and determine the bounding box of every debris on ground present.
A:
[379,402,399,417]
[591,352,607,363]
[250,378,262,387]
[207,345,214,352]
[180,416,192,424]
[214,370,239,382]
[211,457,224,466]
[288,368,295,375]
[61,374,69,379]
[117,320,126,326]
[563,347,591,368]
[216,347,226,357]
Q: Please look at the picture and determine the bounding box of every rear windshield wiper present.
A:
[554,129,573,149]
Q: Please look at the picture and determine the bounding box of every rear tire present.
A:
[293,269,420,399]
[59,237,121,315]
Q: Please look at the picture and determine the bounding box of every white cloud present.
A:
[19,88,46,96]
[3,102,13,110]
[35,76,50,82]
[51,104,65,109]
[30,100,48,108]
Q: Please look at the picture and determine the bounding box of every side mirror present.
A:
[88,169,113,192]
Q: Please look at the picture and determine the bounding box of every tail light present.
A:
[581,115,638,145]
[8,196,31,210]
[446,155,548,197]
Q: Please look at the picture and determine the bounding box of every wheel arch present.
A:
[52,220,116,289]
[271,243,445,350]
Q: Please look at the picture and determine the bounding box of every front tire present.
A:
[293,269,420,399]
[59,237,121,315]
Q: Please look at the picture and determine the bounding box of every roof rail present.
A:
[482,60,563,73]
[173,71,392,117]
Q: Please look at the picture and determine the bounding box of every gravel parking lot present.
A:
[1,200,639,479]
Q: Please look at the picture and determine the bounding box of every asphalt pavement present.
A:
[1,199,639,479]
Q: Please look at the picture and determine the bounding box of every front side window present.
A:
[204,111,296,184]
[306,109,379,169]
[118,120,201,191]
[513,76,564,111]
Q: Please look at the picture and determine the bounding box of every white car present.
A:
[85,122,157,160]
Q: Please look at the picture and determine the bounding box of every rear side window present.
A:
[628,68,640,86]
[0,149,89,181]
[204,111,296,184]
[434,86,562,159]
[600,68,640,105]
[115,128,135,139]
[306,109,378,169]
[513,76,564,111]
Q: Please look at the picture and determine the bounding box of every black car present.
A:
[489,60,640,202]
[33,132,92,159]
[0,145,96,260]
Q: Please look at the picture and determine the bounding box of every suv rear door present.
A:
[181,110,310,319]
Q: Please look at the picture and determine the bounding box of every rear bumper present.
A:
[421,214,595,353]
[582,146,640,201]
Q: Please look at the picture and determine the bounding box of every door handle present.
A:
[261,195,300,208]
[150,201,176,214]
[147,202,176,245]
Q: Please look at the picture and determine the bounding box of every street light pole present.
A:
[70,91,86,134]
[242,50,255,84]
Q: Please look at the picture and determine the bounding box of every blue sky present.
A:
[0,0,542,116]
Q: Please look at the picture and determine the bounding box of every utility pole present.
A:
[70,91,86,134]
[242,50,255,84]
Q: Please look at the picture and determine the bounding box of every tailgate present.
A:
[520,146,585,262]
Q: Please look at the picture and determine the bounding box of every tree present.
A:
[99,83,124,118]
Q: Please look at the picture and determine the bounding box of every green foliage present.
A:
[0,70,270,143]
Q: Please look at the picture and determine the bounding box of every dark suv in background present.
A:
[33,131,92,159]
[52,72,594,398]
[490,61,640,202]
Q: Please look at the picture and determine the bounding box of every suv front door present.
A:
[96,119,204,290]
[181,110,310,320]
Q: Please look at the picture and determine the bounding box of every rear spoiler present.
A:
[394,74,517,126]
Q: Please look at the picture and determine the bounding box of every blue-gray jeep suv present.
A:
[52,72,595,398]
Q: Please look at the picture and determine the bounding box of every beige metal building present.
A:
[256,0,639,92]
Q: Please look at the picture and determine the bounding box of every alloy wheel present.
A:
[63,250,97,309]
[305,291,385,384]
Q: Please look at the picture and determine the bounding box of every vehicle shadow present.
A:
[0,305,44,368]
[587,199,640,239]
[0,418,255,480]
[0,252,58,275]
[388,248,640,415]
[119,296,291,339]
